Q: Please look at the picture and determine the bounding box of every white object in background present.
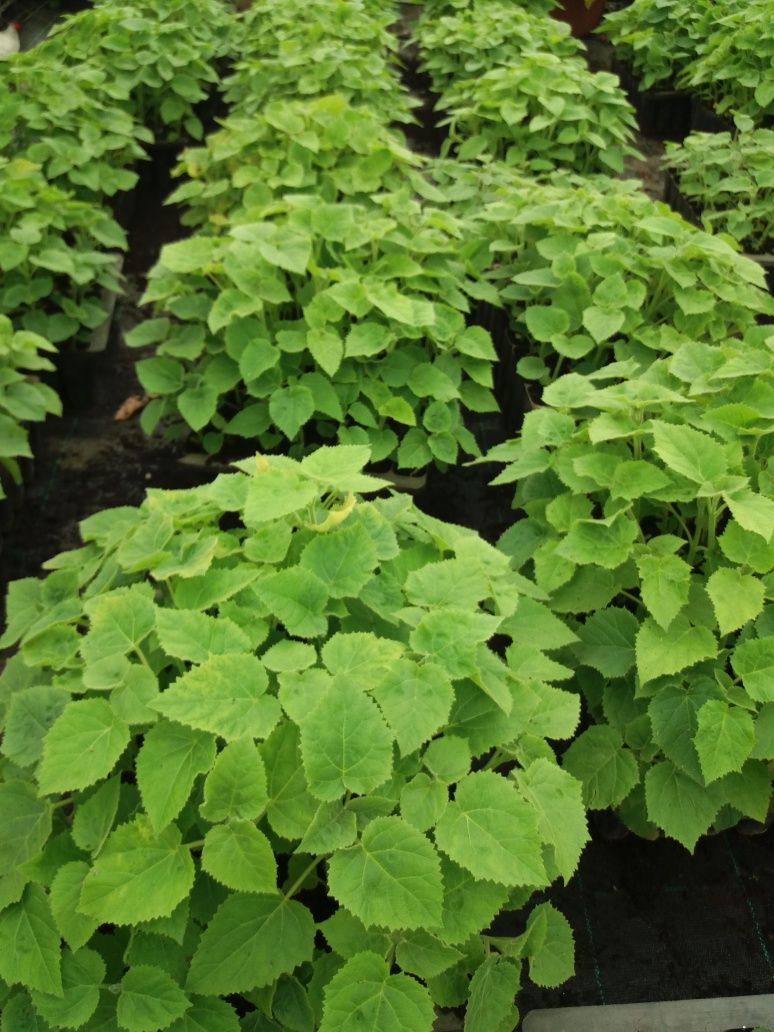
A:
[0,21,20,58]
[523,993,774,1032]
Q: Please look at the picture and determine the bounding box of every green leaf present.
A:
[395,931,462,980]
[300,678,393,801]
[71,777,120,855]
[31,947,104,1030]
[298,801,357,855]
[723,489,774,541]
[434,771,546,887]
[167,1000,240,1032]
[522,903,574,987]
[706,567,765,635]
[319,952,434,1032]
[557,513,637,570]
[0,780,51,877]
[187,894,315,995]
[516,760,588,882]
[1,685,69,768]
[582,306,625,343]
[255,568,329,638]
[200,739,268,823]
[152,655,281,741]
[328,816,443,930]
[410,610,500,681]
[0,884,62,995]
[137,721,216,833]
[372,660,454,756]
[81,589,156,664]
[423,737,471,783]
[299,523,378,599]
[694,700,754,784]
[307,328,344,378]
[465,955,519,1032]
[719,520,774,574]
[79,817,195,925]
[155,606,252,664]
[117,965,190,1032]
[50,862,99,951]
[732,639,774,702]
[574,607,637,678]
[436,857,508,946]
[636,552,691,630]
[243,469,318,525]
[636,616,717,685]
[261,723,319,840]
[178,386,218,433]
[201,822,277,894]
[269,385,315,440]
[525,305,570,343]
[38,699,130,796]
[651,421,727,486]
[562,726,638,810]
[400,774,448,832]
[321,910,391,961]
[645,760,720,850]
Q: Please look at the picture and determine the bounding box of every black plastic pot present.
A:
[662,170,701,228]
[690,95,735,134]
[613,60,691,140]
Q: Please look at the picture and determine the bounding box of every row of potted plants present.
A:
[0,2,588,1030]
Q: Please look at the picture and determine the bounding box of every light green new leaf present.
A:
[719,520,774,574]
[328,816,443,930]
[137,721,216,832]
[320,952,434,1032]
[155,609,250,663]
[465,955,519,1032]
[187,893,315,995]
[574,607,637,678]
[695,700,754,783]
[723,489,774,542]
[522,903,574,987]
[243,468,319,525]
[636,552,691,630]
[31,947,104,1030]
[434,772,546,887]
[300,678,393,801]
[79,817,194,925]
[651,421,727,486]
[201,822,277,894]
[117,965,190,1032]
[706,567,765,635]
[0,884,62,995]
[372,661,454,756]
[562,726,638,810]
[152,655,280,741]
[38,699,130,796]
[732,639,774,701]
[636,616,717,685]
[200,739,268,823]
[516,759,588,882]
[410,609,501,681]
[0,780,51,877]
[299,522,378,599]
[645,760,720,850]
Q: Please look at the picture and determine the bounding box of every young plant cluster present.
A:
[415,0,638,174]
[0,447,587,1030]
[664,130,774,254]
[129,0,502,471]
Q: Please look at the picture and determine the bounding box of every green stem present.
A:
[52,796,73,811]
[284,856,324,900]
[186,839,205,851]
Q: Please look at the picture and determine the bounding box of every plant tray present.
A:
[613,60,691,141]
[523,993,774,1031]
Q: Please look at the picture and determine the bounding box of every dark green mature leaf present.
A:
[79,817,195,925]
[574,607,637,678]
[319,952,434,1032]
[562,727,638,809]
[328,816,443,930]
[0,780,51,877]
[187,894,315,995]
[0,884,62,995]
[137,722,217,832]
